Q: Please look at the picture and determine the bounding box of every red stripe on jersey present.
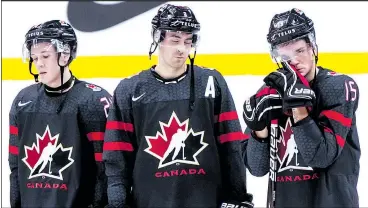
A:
[103,141,134,151]
[323,127,345,148]
[94,153,103,162]
[320,110,352,127]
[271,119,278,124]
[335,134,346,148]
[87,132,104,141]
[219,132,249,143]
[9,145,18,155]
[10,125,18,135]
[244,133,251,140]
[106,121,134,132]
[218,111,238,122]
[256,87,278,98]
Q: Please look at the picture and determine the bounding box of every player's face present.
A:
[276,39,316,80]
[30,42,62,86]
[159,31,193,69]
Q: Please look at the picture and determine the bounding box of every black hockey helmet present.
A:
[151,4,200,33]
[22,20,78,82]
[267,8,315,47]
[266,8,318,64]
[149,4,201,58]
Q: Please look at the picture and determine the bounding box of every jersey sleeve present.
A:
[102,80,136,207]
[81,87,112,207]
[212,70,251,202]
[213,70,248,145]
[242,127,270,177]
[291,75,359,168]
[9,92,22,208]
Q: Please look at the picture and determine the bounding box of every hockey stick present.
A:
[267,120,278,208]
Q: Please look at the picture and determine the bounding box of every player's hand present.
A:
[242,87,283,131]
[263,62,316,113]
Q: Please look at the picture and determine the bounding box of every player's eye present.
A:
[43,55,49,59]
[184,40,192,45]
[296,48,305,54]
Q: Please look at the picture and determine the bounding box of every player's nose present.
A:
[289,57,301,66]
[176,45,186,54]
[35,60,45,68]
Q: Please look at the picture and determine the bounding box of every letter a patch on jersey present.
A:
[144,111,208,169]
[205,76,215,98]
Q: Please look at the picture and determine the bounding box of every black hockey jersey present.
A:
[8,77,111,207]
[103,65,250,208]
[243,67,360,207]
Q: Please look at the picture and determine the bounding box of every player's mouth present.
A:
[297,67,304,73]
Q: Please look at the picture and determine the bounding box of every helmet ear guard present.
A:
[151,28,164,44]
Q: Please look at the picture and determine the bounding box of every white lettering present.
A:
[205,76,215,98]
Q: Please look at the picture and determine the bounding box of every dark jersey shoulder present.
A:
[112,69,149,110]
[10,83,42,114]
[192,65,230,96]
[75,80,112,102]
[14,83,41,101]
[315,67,359,110]
[193,65,226,84]
[72,80,112,116]
[316,67,357,89]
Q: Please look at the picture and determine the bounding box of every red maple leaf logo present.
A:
[22,125,75,180]
[22,126,58,170]
[145,112,188,159]
[278,118,293,162]
[144,111,208,168]
[276,117,313,172]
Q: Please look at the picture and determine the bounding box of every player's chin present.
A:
[297,68,308,77]
[171,59,186,68]
[40,76,54,86]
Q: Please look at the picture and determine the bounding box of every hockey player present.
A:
[242,8,360,208]
[8,20,111,207]
[103,4,253,208]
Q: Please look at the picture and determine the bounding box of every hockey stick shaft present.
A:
[267,119,278,208]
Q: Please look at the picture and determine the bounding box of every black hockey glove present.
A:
[263,62,316,113]
[243,87,283,131]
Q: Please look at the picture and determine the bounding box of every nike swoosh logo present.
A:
[18,101,32,106]
[132,93,146,101]
[67,1,167,32]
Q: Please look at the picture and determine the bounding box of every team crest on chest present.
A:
[276,118,313,172]
[144,111,208,169]
[22,125,74,181]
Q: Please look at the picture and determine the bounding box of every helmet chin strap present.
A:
[28,58,39,82]
[149,42,158,60]
[188,49,197,113]
[56,52,66,93]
